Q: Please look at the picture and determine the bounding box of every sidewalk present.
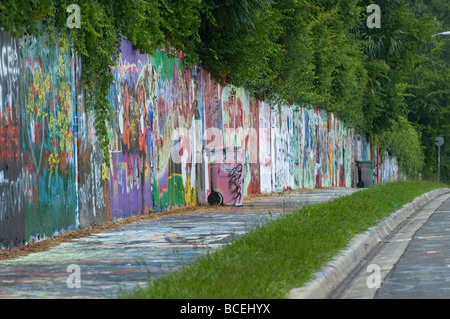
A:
[0,188,357,299]
[375,192,450,298]
[328,190,450,298]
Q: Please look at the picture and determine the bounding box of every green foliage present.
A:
[399,0,450,181]
[353,0,447,179]
[377,117,425,178]
[267,0,367,126]
[357,0,435,136]
[196,0,282,92]
[405,38,450,181]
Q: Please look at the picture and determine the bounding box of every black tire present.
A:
[208,192,223,206]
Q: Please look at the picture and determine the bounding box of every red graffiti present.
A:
[0,107,20,164]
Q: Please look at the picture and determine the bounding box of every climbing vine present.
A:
[0,0,202,164]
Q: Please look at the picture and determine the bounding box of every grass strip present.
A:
[126,181,448,299]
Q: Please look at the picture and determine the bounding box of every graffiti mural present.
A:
[258,102,272,193]
[77,53,107,227]
[19,34,79,241]
[0,32,402,249]
[149,50,195,211]
[106,39,156,218]
[0,31,23,249]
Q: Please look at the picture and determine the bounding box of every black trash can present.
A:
[356,160,375,188]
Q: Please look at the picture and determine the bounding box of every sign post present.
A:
[435,137,444,181]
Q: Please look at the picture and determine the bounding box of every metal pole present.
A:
[438,145,441,182]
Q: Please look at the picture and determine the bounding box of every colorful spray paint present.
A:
[20,33,79,243]
[0,32,401,250]
[0,31,23,248]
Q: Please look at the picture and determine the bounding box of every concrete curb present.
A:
[287,187,450,299]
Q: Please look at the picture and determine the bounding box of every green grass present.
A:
[126,181,449,299]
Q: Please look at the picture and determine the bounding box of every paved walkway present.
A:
[0,188,357,299]
[330,192,450,299]
[376,193,450,298]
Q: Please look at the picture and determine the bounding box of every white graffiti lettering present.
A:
[0,175,23,222]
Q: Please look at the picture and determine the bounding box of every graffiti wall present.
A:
[0,32,80,249]
[0,33,401,249]
[20,33,79,242]
[0,31,23,248]
[77,60,107,228]
[379,151,400,183]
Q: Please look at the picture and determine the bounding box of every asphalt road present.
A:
[330,192,450,299]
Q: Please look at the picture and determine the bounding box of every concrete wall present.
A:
[0,31,23,247]
[0,34,401,249]
[1,32,80,248]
